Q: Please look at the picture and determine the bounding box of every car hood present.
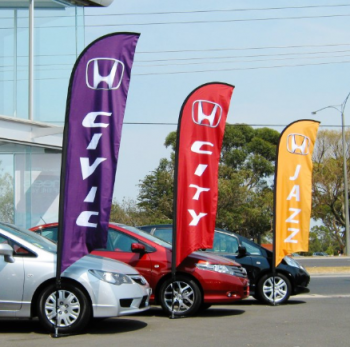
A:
[187,251,241,266]
[64,254,140,275]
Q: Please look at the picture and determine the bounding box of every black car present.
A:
[138,224,310,305]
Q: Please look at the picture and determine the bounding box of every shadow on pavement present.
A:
[87,318,147,335]
[0,317,147,336]
[232,298,307,306]
[0,318,47,335]
[133,306,245,318]
[197,307,245,318]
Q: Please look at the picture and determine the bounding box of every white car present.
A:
[0,222,151,334]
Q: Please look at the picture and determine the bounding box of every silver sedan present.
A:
[0,222,151,334]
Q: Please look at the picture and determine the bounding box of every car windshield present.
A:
[0,222,57,253]
[113,223,172,249]
[215,228,263,255]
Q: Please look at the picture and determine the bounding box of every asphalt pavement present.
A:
[1,296,349,347]
[0,257,349,346]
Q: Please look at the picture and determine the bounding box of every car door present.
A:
[0,235,25,312]
[92,227,154,286]
[237,237,270,282]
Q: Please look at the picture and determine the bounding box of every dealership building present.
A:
[0,0,112,228]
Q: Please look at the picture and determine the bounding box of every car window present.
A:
[241,239,262,255]
[113,223,172,249]
[206,232,239,254]
[0,235,9,244]
[0,224,56,253]
[12,242,32,256]
[153,228,172,244]
[39,227,58,242]
[104,228,138,252]
[0,234,34,257]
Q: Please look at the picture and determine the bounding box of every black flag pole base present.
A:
[169,312,183,319]
[50,327,71,338]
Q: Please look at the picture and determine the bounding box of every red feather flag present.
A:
[173,82,234,267]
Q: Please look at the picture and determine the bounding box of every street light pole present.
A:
[312,91,350,256]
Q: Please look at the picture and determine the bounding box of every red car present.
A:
[31,223,249,316]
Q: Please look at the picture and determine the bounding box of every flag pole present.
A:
[171,107,182,319]
[272,124,283,307]
[272,231,276,306]
[51,97,70,338]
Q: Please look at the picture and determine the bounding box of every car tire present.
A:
[257,273,291,305]
[159,275,202,317]
[37,282,92,334]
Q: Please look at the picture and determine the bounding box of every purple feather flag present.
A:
[57,33,140,274]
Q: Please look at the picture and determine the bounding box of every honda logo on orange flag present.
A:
[173,82,234,269]
[274,120,320,267]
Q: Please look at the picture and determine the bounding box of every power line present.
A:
[1,3,348,20]
[2,43,350,59]
[136,43,350,55]
[2,44,350,70]
[1,59,350,80]
[85,4,350,17]
[2,49,350,71]
[133,59,350,76]
[2,12,349,30]
[122,122,346,129]
[86,13,350,27]
[135,52,350,68]
[135,49,350,64]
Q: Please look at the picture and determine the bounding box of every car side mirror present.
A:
[0,244,15,263]
[131,243,146,254]
[238,246,247,257]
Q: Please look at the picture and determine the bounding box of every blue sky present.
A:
[84,0,350,203]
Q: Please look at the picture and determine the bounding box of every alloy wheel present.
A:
[261,275,290,303]
[44,289,81,327]
[163,280,196,314]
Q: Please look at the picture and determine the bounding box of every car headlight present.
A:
[284,256,304,269]
[196,262,247,278]
[89,269,133,285]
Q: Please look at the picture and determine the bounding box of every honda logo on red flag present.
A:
[173,83,234,268]
[192,100,223,127]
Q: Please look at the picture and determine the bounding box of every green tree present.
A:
[308,225,339,256]
[137,124,280,240]
[109,198,172,226]
[0,169,14,223]
[137,158,174,220]
[312,129,350,252]
[216,125,279,239]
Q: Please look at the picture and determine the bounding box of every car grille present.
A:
[120,295,149,308]
[120,299,133,308]
[228,265,248,278]
[140,295,149,308]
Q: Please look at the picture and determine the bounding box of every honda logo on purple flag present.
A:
[57,33,140,275]
[86,58,125,90]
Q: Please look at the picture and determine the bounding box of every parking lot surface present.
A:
[1,295,349,347]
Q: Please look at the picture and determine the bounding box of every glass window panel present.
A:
[0,5,84,123]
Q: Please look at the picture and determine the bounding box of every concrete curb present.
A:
[306,267,350,274]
